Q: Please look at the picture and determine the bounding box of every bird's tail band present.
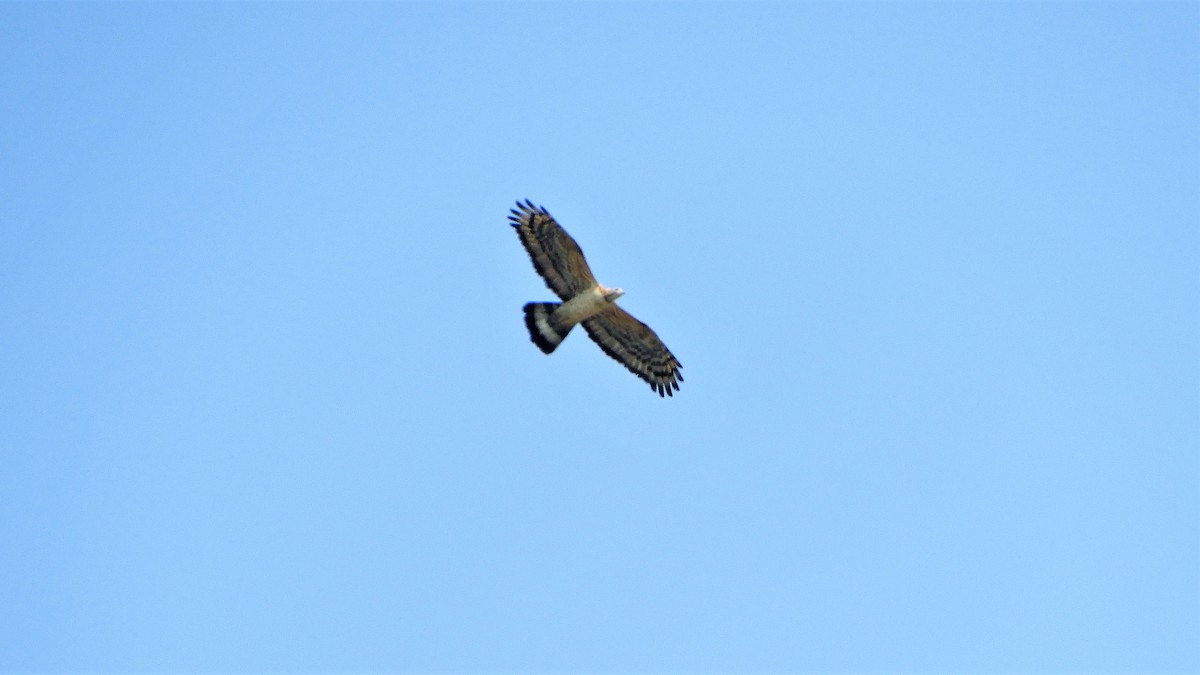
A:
[524,302,571,354]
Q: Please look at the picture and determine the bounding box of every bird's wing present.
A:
[583,305,683,397]
[509,199,598,301]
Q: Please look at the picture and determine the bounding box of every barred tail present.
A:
[524,302,572,354]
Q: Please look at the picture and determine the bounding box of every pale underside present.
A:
[555,285,615,326]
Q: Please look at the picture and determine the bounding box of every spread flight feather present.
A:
[509,199,683,397]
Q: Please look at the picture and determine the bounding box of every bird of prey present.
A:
[510,199,683,397]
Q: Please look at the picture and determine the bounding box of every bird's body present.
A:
[524,285,612,354]
[551,284,615,328]
[509,200,683,397]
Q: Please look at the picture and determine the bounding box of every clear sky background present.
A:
[1,3,1197,672]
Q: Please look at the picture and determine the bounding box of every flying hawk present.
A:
[510,199,683,397]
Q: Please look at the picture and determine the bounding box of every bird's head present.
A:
[603,287,625,303]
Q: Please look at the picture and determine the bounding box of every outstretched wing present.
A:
[583,306,683,397]
[509,199,597,301]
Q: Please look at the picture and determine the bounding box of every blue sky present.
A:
[1,2,1197,672]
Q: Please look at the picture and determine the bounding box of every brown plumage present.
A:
[509,199,683,397]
